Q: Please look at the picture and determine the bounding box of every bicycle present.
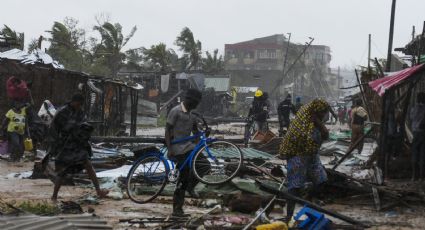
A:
[126,114,244,204]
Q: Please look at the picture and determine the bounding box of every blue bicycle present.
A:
[126,116,244,204]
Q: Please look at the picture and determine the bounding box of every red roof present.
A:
[368,64,425,96]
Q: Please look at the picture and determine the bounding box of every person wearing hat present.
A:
[165,89,211,217]
[248,90,271,132]
[277,94,296,137]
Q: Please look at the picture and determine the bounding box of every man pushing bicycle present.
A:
[165,89,211,217]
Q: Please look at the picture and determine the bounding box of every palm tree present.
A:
[27,38,39,53]
[0,25,24,50]
[46,19,86,71]
[142,43,177,72]
[175,27,202,71]
[93,22,137,77]
[202,49,224,74]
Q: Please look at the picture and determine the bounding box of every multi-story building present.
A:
[225,34,335,103]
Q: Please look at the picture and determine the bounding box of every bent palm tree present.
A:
[143,43,177,72]
[202,49,224,74]
[94,22,137,77]
[0,25,24,50]
[175,27,202,71]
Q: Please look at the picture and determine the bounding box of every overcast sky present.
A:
[1,0,424,68]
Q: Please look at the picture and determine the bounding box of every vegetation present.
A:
[203,49,224,74]
[93,22,137,76]
[175,27,203,71]
[0,25,24,49]
[143,43,177,72]
[2,18,225,76]
[47,18,87,71]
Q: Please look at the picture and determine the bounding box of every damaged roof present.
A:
[0,48,63,69]
[369,63,425,96]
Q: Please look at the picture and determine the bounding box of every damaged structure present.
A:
[0,49,143,136]
[225,34,340,105]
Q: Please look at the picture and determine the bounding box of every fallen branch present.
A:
[256,179,370,228]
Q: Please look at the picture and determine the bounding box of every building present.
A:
[330,67,357,98]
[224,34,335,103]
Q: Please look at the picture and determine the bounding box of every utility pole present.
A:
[412,26,416,41]
[271,37,314,96]
[337,66,341,98]
[283,33,292,72]
[420,21,425,64]
[281,33,291,99]
[412,26,416,65]
[385,0,397,72]
[368,34,372,72]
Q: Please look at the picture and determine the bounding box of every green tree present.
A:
[142,43,177,72]
[202,49,224,74]
[93,22,137,77]
[175,27,202,71]
[0,25,24,50]
[46,18,86,71]
[27,38,39,53]
[125,48,144,70]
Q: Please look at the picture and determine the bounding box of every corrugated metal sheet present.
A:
[209,147,274,160]
[0,214,112,230]
[204,77,230,92]
[369,63,425,96]
[241,148,274,160]
[0,48,64,69]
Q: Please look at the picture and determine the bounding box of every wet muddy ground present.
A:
[1,123,425,229]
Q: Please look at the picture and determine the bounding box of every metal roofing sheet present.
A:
[209,147,274,160]
[369,63,425,96]
[0,48,64,69]
[204,77,230,92]
[0,214,112,230]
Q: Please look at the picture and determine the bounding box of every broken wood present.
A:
[247,162,283,183]
[256,179,369,228]
[159,90,184,112]
[355,69,372,120]
[326,169,402,198]
[332,127,374,170]
[91,136,245,144]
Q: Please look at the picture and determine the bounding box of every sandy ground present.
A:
[1,123,425,229]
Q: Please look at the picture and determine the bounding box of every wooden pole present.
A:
[368,34,372,71]
[332,127,374,170]
[385,0,397,72]
[375,58,385,77]
[257,180,369,228]
[355,69,372,120]
[271,38,314,95]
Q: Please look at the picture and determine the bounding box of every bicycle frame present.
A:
[164,131,217,172]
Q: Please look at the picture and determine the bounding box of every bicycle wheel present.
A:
[126,153,169,204]
[192,141,243,185]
